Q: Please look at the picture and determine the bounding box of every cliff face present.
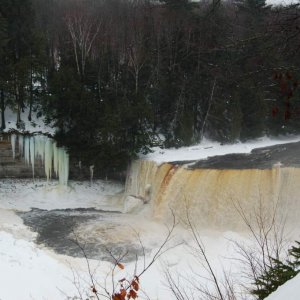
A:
[0,134,69,183]
[0,139,44,178]
[124,144,300,230]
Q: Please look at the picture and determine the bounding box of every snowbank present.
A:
[0,231,78,300]
[266,273,300,300]
[0,179,124,212]
[142,136,300,164]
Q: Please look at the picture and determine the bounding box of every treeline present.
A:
[0,0,300,173]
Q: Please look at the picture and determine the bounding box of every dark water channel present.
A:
[18,208,146,262]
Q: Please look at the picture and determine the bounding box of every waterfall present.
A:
[11,134,69,185]
[124,160,300,230]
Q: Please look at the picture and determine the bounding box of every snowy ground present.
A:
[142,135,300,164]
[266,273,300,300]
[2,108,55,135]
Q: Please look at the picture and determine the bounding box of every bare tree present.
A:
[69,213,177,300]
[230,196,289,296]
[64,1,101,78]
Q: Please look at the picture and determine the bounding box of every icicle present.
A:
[12,133,69,185]
[58,149,69,185]
[24,137,30,165]
[30,137,35,178]
[90,165,94,185]
[35,135,45,162]
[53,142,59,178]
[44,138,53,181]
[11,134,16,160]
[18,135,23,156]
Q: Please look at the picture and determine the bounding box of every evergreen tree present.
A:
[0,0,36,128]
[252,241,300,300]
[0,12,8,130]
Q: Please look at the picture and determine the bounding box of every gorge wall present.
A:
[124,142,300,230]
[0,138,44,178]
[0,134,69,184]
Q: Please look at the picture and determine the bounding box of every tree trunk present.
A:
[15,85,21,128]
[135,70,139,94]
[0,89,5,130]
[200,78,216,141]
[28,65,33,121]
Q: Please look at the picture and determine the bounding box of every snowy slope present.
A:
[3,108,55,135]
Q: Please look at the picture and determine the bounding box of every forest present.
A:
[0,0,300,174]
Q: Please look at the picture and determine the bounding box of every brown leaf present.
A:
[128,289,137,299]
[117,263,125,270]
[120,289,126,297]
[131,280,139,291]
[112,293,125,300]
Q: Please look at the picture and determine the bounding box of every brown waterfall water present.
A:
[124,159,300,231]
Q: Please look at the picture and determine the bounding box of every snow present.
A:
[267,0,299,5]
[266,273,300,300]
[3,108,55,135]
[143,135,300,164]
[0,179,124,212]
[0,231,77,300]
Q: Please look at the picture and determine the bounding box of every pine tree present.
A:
[252,241,300,300]
[0,12,9,130]
[0,0,36,128]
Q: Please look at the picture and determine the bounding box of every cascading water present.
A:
[124,159,300,230]
[11,134,69,185]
